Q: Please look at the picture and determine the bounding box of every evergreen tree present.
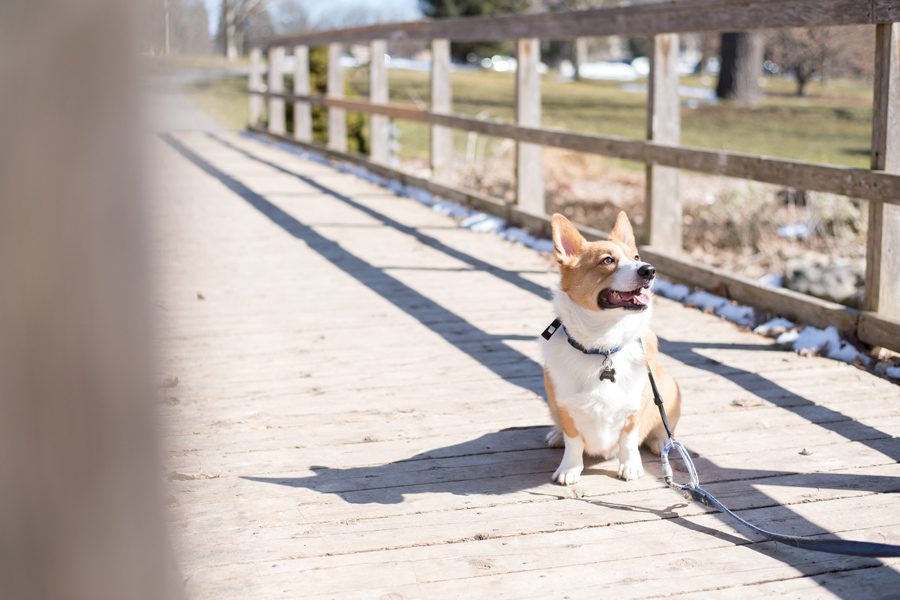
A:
[421,0,529,62]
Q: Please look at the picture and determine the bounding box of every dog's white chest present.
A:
[543,335,646,457]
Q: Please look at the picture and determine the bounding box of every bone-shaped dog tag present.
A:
[599,368,616,383]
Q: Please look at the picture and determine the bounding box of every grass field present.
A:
[187,66,873,169]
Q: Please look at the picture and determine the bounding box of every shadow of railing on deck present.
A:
[205,130,900,459]
[163,132,900,597]
[161,132,546,399]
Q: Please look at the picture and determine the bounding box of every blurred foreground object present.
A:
[0,1,176,598]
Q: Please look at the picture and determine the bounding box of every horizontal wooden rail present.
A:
[258,0,900,49]
[251,90,900,205]
[250,126,869,338]
[252,7,900,354]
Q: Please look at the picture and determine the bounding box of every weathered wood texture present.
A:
[292,45,311,143]
[258,0,887,48]
[645,33,681,251]
[158,131,900,599]
[248,91,900,206]
[326,43,346,152]
[249,48,263,128]
[865,23,900,320]
[266,47,285,135]
[516,38,543,215]
[368,40,390,165]
[430,38,452,181]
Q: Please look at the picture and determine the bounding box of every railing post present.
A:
[645,33,681,252]
[249,47,263,128]
[431,39,452,181]
[865,23,900,318]
[369,40,390,164]
[516,38,544,215]
[327,43,347,152]
[267,46,285,134]
[293,45,312,143]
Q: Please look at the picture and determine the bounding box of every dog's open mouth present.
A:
[598,287,651,310]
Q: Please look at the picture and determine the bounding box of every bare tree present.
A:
[767,26,872,96]
[716,32,764,107]
[220,0,269,60]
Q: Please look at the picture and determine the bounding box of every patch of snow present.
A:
[432,199,471,219]
[386,180,408,196]
[683,291,729,312]
[758,273,784,288]
[530,238,554,254]
[777,221,809,240]
[461,213,506,234]
[754,317,795,337]
[791,325,841,355]
[787,325,869,365]
[653,278,690,301]
[776,329,800,345]
[501,227,535,246]
[407,187,434,206]
[715,303,755,326]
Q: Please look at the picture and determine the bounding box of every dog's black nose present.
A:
[638,263,656,279]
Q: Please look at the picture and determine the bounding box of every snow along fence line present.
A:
[246,131,899,381]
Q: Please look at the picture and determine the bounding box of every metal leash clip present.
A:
[660,437,699,493]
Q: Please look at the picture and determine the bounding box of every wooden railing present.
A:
[248,0,900,352]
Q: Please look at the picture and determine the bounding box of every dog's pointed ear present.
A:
[551,213,584,266]
[610,211,637,255]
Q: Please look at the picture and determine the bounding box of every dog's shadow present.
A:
[243,426,638,505]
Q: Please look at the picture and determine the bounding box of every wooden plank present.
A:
[368,40,390,165]
[248,47,263,128]
[174,464,900,565]
[256,0,881,49]
[251,92,900,205]
[645,33,682,251]
[266,46,285,134]
[292,45,311,143]
[864,23,900,321]
[181,501,900,598]
[516,38,544,215]
[694,564,900,599]
[858,311,900,351]
[874,0,900,22]
[326,43,346,152]
[430,38,452,182]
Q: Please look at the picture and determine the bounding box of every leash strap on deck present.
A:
[647,366,900,558]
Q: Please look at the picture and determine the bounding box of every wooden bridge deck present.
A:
[155,130,900,599]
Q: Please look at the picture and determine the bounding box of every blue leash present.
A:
[544,318,900,557]
[651,367,900,558]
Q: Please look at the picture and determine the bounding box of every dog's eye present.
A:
[601,256,615,265]
[634,255,640,261]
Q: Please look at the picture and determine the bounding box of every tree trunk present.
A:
[716,32,763,107]
[223,0,237,61]
[794,67,812,97]
[572,37,588,81]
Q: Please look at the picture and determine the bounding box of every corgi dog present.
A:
[541,212,681,485]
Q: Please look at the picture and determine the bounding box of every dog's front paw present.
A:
[553,463,583,485]
[617,459,644,481]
